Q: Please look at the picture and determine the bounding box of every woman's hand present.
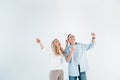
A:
[36,38,41,43]
[36,38,44,49]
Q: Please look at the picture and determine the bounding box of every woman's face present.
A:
[53,39,61,48]
[68,34,76,45]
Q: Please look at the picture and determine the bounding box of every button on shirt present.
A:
[65,43,94,76]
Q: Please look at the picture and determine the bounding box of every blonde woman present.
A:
[36,38,65,80]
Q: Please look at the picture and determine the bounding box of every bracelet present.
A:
[92,37,96,39]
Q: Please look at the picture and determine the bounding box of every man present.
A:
[65,33,96,80]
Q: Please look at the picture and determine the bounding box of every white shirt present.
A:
[42,48,64,70]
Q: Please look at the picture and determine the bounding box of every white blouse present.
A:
[41,48,64,70]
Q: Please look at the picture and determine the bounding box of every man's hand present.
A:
[91,32,96,44]
[91,32,95,38]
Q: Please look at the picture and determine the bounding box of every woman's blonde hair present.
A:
[51,39,64,56]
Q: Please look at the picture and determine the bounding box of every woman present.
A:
[36,38,65,80]
[65,33,96,80]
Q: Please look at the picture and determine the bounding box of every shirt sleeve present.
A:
[64,47,70,58]
[82,43,94,51]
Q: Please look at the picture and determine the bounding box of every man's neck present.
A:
[71,42,76,45]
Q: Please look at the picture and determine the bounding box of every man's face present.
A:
[68,34,76,44]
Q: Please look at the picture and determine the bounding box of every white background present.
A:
[0,0,120,80]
